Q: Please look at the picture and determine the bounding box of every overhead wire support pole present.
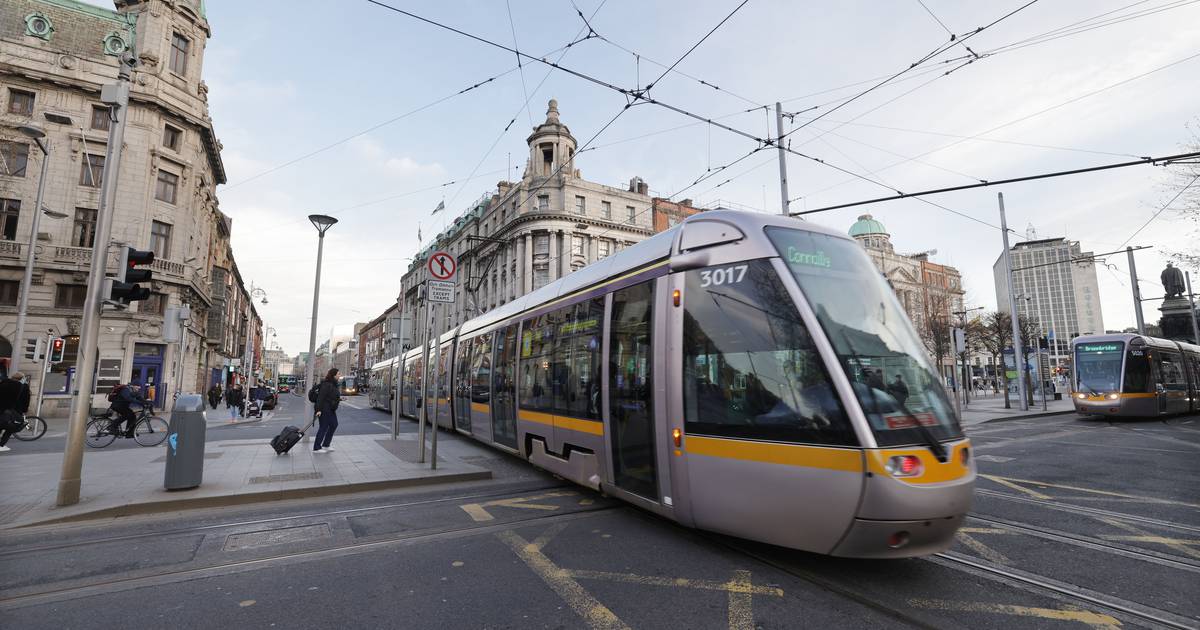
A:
[1187,272,1200,346]
[1127,247,1146,335]
[57,48,137,507]
[775,102,790,215]
[998,192,1029,412]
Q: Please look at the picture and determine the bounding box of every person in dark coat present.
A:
[314,368,341,453]
[887,374,910,405]
[207,384,221,409]
[227,384,244,419]
[0,371,31,451]
[111,380,149,438]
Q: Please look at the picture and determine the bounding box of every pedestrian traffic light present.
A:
[23,338,44,361]
[109,247,154,306]
[49,337,66,364]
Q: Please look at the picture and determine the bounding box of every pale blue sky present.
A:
[89,0,1200,353]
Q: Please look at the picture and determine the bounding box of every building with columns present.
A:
[848,214,965,378]
[400,99,656,346]
[0,0,257,413]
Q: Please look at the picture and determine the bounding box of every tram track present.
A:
[975,488,1200,533]
[931,551,1199,630]
[0,480,571,558]
[0,500,620,609]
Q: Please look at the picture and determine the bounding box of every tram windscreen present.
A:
[765,228,963,447]
[1074,342,1124,393]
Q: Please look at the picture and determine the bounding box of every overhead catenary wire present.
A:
[1117,174,1200,250]
[915,0,955,37]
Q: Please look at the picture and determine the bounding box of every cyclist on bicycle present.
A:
[111,380,150,438]
[0,371,31,452]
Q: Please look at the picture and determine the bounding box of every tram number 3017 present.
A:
[698,264,748,287]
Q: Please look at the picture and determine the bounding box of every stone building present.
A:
[848,214,964,377]
[0,0,256,413]
[399,99,656,346]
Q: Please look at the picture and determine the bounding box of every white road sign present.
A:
[428,280,455,303]
[427,251,457,282]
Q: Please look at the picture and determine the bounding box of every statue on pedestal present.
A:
[1161,262,1186,299]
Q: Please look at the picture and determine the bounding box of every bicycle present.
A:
[85,407,169,448]
[10,414,48,441]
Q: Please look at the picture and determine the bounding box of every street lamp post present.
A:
[304,214,338,422]
[10,124,57,375]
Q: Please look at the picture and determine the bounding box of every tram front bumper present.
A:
[830,514,965,558]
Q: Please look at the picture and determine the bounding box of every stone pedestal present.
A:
[1159,297,1198,341]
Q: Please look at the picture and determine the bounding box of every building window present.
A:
[140,292,166,316]
[575,195,586,215]
[537,195,549,212]
[55,284,88,309]
[91,105,111,131]
[163,124,182,151]
[0,141,29,177]
[0,279,18,306]
[80,154,105,187]
[155,169,179,204]
[151,220,172,259]
[170,33,189,75]
[73,208,97,248]
[597,240,610,259]
[571,235,584,257]
[7,89,34,115]
[1,199,20,240]
[627,205,636,223]
[602,201,612,220]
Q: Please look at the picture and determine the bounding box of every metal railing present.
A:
[0,240,22,258]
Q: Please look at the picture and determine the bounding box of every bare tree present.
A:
[1164,119,1200,269]
[921,293,954,385]
[1019,314,1042,407]
[979,311,1014,408]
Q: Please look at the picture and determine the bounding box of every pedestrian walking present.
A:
[313,368,341,453]
[207,384,221,410]
[0,371,31,452]
[227,384,244,420]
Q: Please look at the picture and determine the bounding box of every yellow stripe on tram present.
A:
[684,435,864,473]
[470,402,491,414]
[518,410,604,436]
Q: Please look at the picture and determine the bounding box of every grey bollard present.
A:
[164,394,207,490]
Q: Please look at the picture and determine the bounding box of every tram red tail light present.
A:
[960,447,970,467]
[884,455,922,478]
[887,531,910,549]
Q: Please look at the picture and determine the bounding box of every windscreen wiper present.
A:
[837,329,948,463]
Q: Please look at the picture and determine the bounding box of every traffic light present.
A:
[49,337,66,364]
[109,247,154,306]
[23,338,44,362]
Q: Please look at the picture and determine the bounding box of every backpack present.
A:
[308,384,320,403]
[106,384,126,403]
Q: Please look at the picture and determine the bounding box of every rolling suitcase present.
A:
[270,416,315,455]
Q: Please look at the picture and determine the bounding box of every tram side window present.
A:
[438,342,453,401]
[682,259,856,445]
[471,332,493,403]
[1159,353,1187,391]
[559,298,605,420]
[520,310,561,412]
[1123,350,1152,393]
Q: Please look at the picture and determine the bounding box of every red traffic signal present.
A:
[49,337,66,364]
[110,247,155,305]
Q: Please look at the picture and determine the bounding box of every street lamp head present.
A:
[17,124,46,140]
[260,297,269,305]
[308,214,338,236]
[41,208,68,219]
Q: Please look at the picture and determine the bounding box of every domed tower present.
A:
[849,214,893,253]
[526,99,579,179]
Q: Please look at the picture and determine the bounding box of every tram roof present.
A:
[1072,332,1200,353]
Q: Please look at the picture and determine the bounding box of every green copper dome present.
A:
[848,214,888,237]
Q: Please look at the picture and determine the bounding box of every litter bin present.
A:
[164,394,207,490]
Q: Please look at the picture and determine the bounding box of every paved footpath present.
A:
[957,392,1075,425]
[0,430,490,529]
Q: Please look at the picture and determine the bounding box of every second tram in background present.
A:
[1072,333,1200,416]
[371,210,975,558]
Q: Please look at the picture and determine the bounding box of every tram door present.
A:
[608,282,659,500]
[454,338,472,433]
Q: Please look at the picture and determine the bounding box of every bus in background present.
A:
[277,374,295,393]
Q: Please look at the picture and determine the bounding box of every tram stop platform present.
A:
[957,393,1075,426]
[0,434,491,530]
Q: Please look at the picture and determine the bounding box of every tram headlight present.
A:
[1107,393,1119,400]
[1075,393,1087,400]
[884,455,923,478]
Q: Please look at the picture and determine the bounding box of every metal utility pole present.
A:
[305,215,338,423]
[10,133,51,375]
[416,287,430,463]
[998,193,1029,412]
[1187,272,1200,345]
[1127,247,1145,334]
[57,51,136,507]
[34,331,53,417]
[775,102,790,216]
[430,303,440,470]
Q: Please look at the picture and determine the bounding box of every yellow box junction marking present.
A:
[909,598,1122,629]
[981,474,1200,508]
[1095,517,1200,560]
[955,527,1016,565]
[500,522,783,630]
[460,491,576,522]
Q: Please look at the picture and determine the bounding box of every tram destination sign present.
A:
[427,279,455,303]
[1078,343,1122,353]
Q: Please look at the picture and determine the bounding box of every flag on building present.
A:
[431,200,445,215]
[417,222,422,243]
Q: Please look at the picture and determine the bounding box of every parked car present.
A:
[278,384,290,393]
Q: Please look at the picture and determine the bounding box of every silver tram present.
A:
[1072,333,1200,417]
[371,210,974,558]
